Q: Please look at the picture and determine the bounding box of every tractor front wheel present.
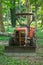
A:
[9,37,15,46]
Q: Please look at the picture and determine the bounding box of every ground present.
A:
[0,28,43,65]
[0,42,43,65]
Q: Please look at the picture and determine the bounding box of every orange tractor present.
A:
[5,13,36,53]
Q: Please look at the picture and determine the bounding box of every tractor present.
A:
[5,13,36,53]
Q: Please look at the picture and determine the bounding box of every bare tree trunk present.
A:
[10,0,16,27]
[26,0,30,27]
[41,7,43,27]
[41,15,43,27]
[0,0,5,32]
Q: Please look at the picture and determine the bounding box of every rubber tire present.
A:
[9,37,15,46]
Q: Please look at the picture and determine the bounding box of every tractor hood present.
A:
[15,27,27,31]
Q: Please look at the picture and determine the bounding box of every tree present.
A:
[0,0,5,32]
[41,1,43,27]
[10,0,16,27]
[26,0,30,27]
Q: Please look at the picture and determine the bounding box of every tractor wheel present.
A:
[9,37,15,46]
[30,33,36,48]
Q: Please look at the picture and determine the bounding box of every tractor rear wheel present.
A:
[30,33,36,48]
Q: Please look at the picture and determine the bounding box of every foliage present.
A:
[2,0,43,21]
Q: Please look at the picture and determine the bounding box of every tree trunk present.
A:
[10,0,16,27]
[0,0,5,32]
[41,7,43,27]
[41,15,43,27]
[26,0,30,27]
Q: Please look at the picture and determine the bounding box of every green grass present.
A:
[36,27,43,38]
[0,55,33,65]
[0,26,14,41]
[0,43,43,65]
[5,26,14,33]
[0,36,9,41]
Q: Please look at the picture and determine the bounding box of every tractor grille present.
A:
[15,31,25,45]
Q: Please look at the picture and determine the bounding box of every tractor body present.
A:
[5,13,36,54]
[9,26,36,47]
[5,26,36,53]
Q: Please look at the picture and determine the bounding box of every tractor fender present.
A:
[28,27,35,38]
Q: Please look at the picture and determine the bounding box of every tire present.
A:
[9,37,15,46]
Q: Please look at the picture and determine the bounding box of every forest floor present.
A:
[0,41,43,65]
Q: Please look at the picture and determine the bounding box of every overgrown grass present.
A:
[0,42,43,65]
[36,27,43,38]
[0,54,35,65]
[0,36,9,41]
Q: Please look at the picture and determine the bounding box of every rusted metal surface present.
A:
[5,46,36,52]
[5,46,36,56]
